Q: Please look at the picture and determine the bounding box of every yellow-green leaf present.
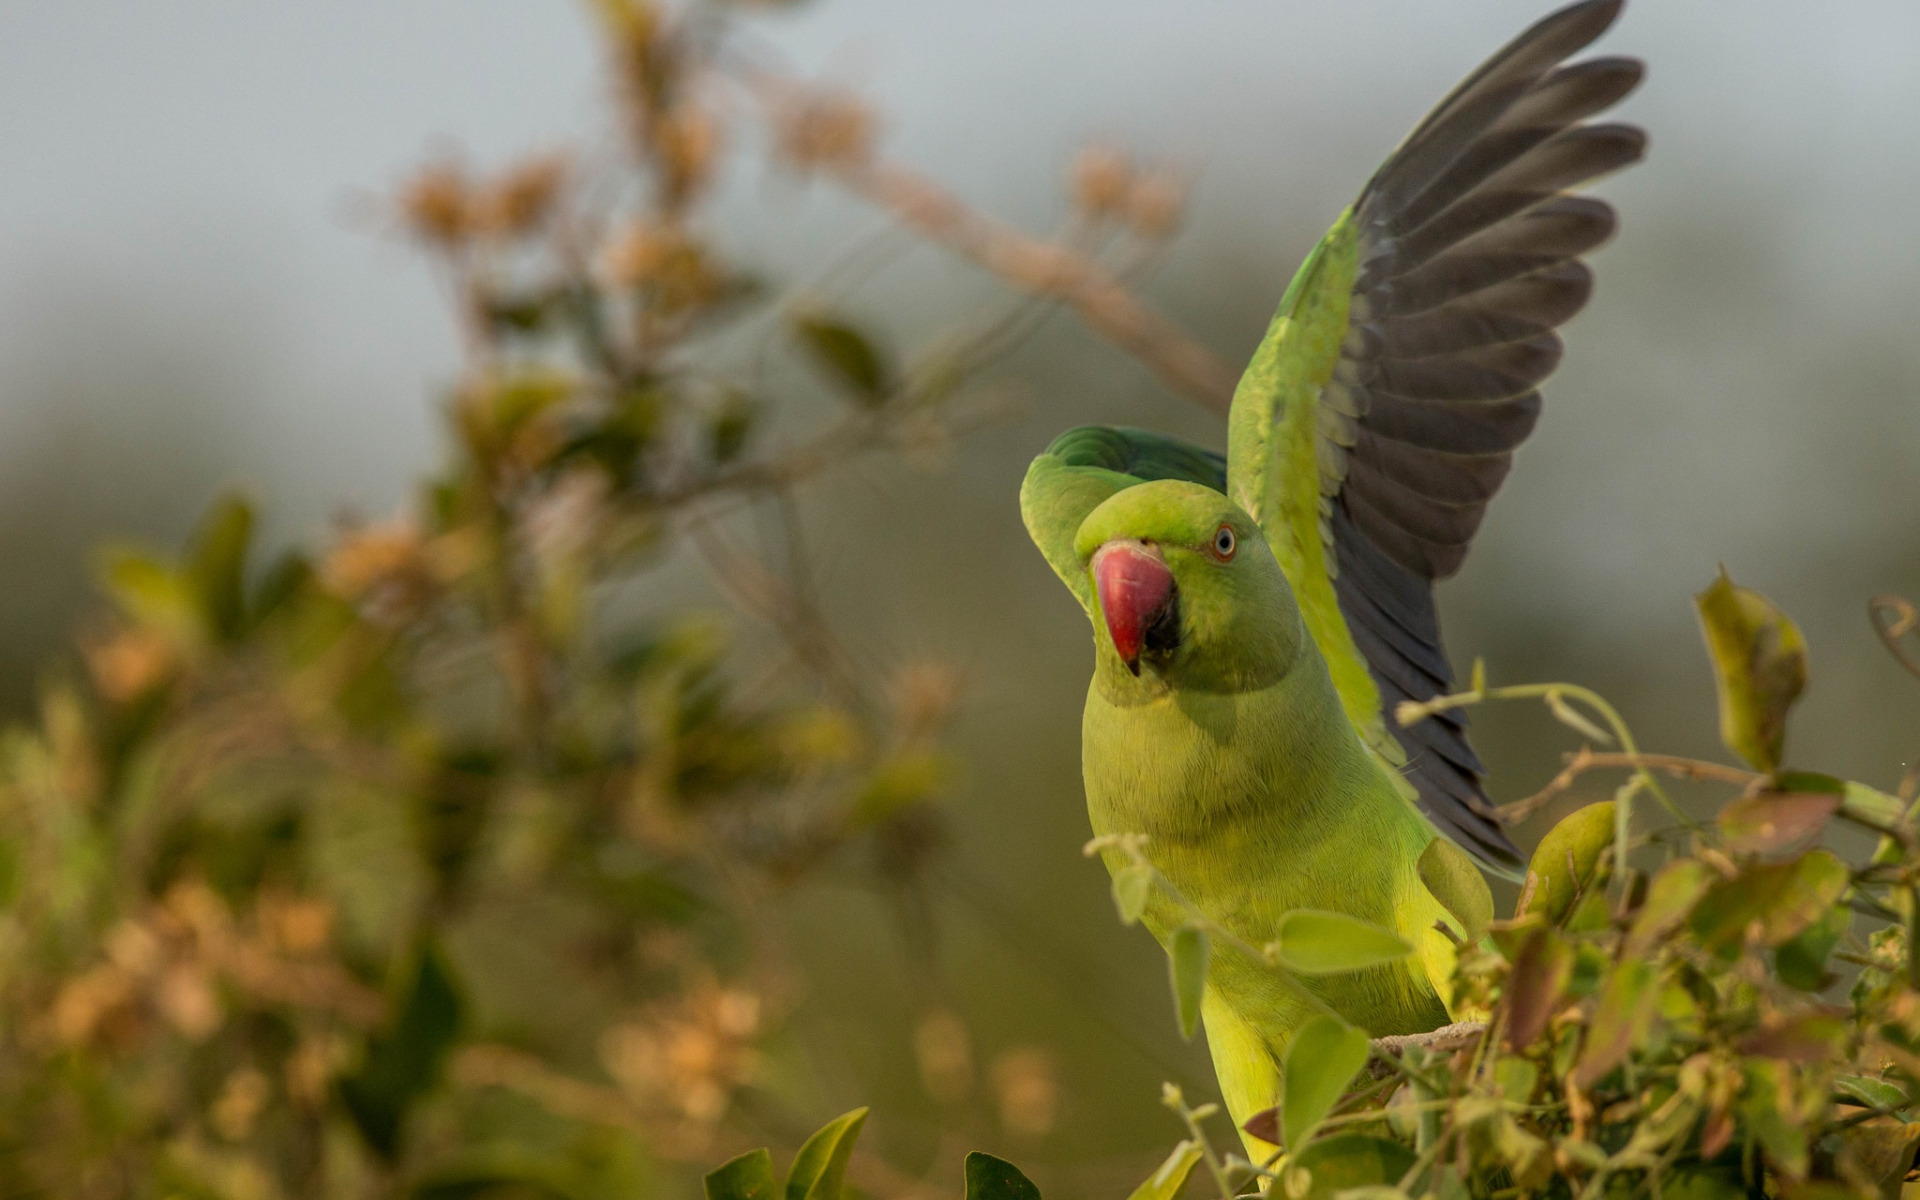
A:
[1168,924,1208,1040]
[785,1108,868,1200]
[1625,859,1713,957]
[1519,801,1615,924]
[188,492,255,642]
[1570,957,1658,1088]
[1275,909,1413,975]
[1418,837,1492,945]
[707,1150,778,1200]
[1774,901,1849,992]
[846,751,948,827]
[1111,864,1152,926]
[1124,1140,1202,1200]
[1690,848,1850,951]
[1289,1134,1415,1199]
[1282,1015,1372,1149]
[1695,568,1808,773]
[1836,1074,1911,1112]
[1841,780,1907,828]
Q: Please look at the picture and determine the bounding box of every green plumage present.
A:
[1018,0,1644,1150]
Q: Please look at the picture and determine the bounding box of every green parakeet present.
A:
[1019,0,1643,1149]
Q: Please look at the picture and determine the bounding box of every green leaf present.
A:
[339,939,465,1161]
[1570,957,1658,1088]
[1661,1165,1750,1200]
[1123,1140,1201,1200]
[1841,780,1907,827]
[1274,910,1413,975]
[1835,1121,1920,1195]
[1520,801,1615,924]
[794,314,893,406]
[1417,837,1492,945]
[99,548,199,642]
[1718,788,1841,855]
[962,1152,1042,1200]
[785,1108,869,1200]
[188,492,255,643]
[707,391,759,464]
[1737,1012,1848,1062]
[1289,1134,1415,1199]
[250,550,316,625]
[707,1150,779,1200]
[1501,926,1572,1052]
[1739,1058,1809,1176]
[1694,568,1808,773]
[1625,859,1714,956]
[1566,941,1609,998]
[1836,1074,1911,1112]
[1111,864,1152,926]
[413,1170,573,1200]
[1492,1057,1537,1104]
[1775,901,1849,991]
[1690,848,1850,951]
[846,751,948,827]
[1281,1015,1371,1150]
[1168,924,1208,1040]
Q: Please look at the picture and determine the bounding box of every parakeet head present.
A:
[1072,479,1305,693]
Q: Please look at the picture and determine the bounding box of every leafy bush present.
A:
[0,1,1221,1194]
[716,575,1920,1200]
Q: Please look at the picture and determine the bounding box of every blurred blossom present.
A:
[211,1068,272,1142]
[82,624,176,703]
[1067,147,1184,237]
[157,963,222,1040]
[990,1046,1060,1139]
[773,91,878,176]
[320,517,427,600]
[597,222,723,313]
[260,894,335,957]
[913,1008,974,1105]
[1069,147,1135,220]
[1123,172,1187,239]
[601,976,766,1126]
[891,660,962,742]
[399,161,476,247]
[474,153,571,240]
[654,107,722,204]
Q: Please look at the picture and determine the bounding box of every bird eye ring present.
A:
[1210,524,1237,561]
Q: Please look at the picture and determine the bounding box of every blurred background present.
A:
[3,0,1919,1194]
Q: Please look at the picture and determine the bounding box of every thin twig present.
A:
[841,162,1238,414]
[1499,747,1761,823]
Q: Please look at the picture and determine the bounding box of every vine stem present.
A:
[1398,669,1699,898]
[1162,1086,1239,1200]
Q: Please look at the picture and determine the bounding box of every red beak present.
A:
[1093,541,1175,675]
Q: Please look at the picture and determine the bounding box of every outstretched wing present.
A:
[1226,0,1643,877]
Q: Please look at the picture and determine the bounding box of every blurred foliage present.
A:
[16,0,1920,1195]
[0,0,1214,1191]
[803,572,1920,1200]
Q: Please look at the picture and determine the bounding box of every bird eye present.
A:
[1211,524,1237,561]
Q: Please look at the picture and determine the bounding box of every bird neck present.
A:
[1083,631,1410,847]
